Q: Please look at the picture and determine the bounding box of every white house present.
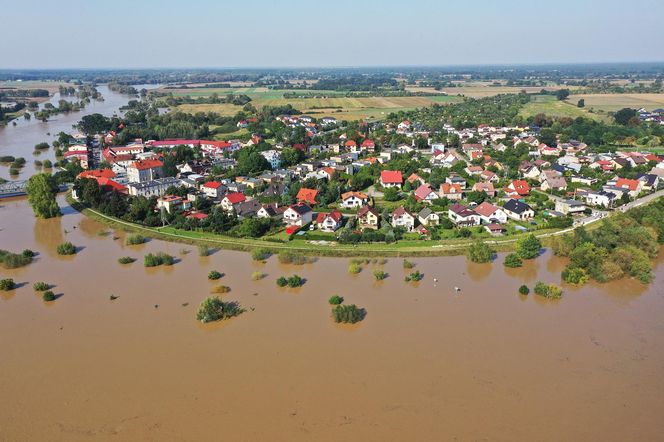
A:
[503,199,535,221]
[260,150,282,169]
[283,203,313,226]
[448,203,481,226]
[316,210,343,232]
[340,191,369,209]
[474,202,508,224]
[391,206,416,231]
[201,181,224,199]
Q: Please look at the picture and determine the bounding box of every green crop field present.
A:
[565,93,664,112]
[167,86,462,120]
[519,95,609,122]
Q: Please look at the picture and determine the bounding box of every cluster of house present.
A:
[637,108,664,123]
[67,110,664,239]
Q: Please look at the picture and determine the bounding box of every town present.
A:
[66,104,664,249]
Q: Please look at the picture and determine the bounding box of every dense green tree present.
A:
[467,241,494,263]
[614,108,638,126]
[26,173,61,218]
[516,234,541,259]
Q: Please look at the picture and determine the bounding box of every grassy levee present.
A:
[68,193,587,258]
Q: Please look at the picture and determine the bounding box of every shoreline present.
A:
[67,194,593,258]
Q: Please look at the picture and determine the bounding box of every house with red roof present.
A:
[316,209,343,232]
[615,178,642,197]
[480,170,499,182]
[380,170,403,188]
[127,159,163,183]
[187,212,209,221]
[439,183,463,201]
[157,195,192,214]
[474,202,507,224]
[414,184,438,203]
[472,182,496,197]
[296,188,318,205]
[506,180,530,197]
[407,173,425,186]
[361,139,376,152]
[201,181,225,199]
[96,177,127,194]
[448,203,481,227]
[220,192,246,212]
[78,169,116,180]
[344,140,358,152]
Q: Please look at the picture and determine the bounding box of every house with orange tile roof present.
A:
[127,159,163,183]
[296,188,318,205]
[380,170,403,188]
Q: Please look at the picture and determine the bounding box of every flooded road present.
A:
[0,84,157,180]
[1,196,663,441]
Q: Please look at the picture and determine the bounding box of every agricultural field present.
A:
[166,87,462,120]
[519,94,609,122]
[442,85,578,98]
[0,80,72,95]
[565,93,664,112]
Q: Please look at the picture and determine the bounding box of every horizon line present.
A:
[2,60,664,72]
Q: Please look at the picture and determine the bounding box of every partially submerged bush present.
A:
[33,281,49,291]
[534,281,563,299]
[277,251,315,265]
[287,275,304,287]
[348,263,362,274]
[467,241,494,263]
[196,297,245,323]
[251,248,271,261]
[518,285,530,295]
[0,278,16,290]
[402,259,415,269]
[0,249,33,269]
[198,245,211,257]
[251,271,266,281]
[56,242,76,255]
[561,267,589,285]
[405,270,424,282]
[42,290,56,301]
[373,270,387,280]
[210,285,231,294]
[332,304,365,324]
[277,275,305,287]
[208,270,223,280]
[125,234,147,245]
[328,295,344,305]
[504,253,523,268]
[144,252,175,267]
[118,256,136,264]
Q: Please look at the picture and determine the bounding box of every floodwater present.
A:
[1,196,663,441]
[0,84,158,180]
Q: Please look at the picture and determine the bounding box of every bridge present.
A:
[0,180,69,198]
[0,180,28,198]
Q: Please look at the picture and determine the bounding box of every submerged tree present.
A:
[26,173,61,218]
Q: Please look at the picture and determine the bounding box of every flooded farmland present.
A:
[1,196,663,441]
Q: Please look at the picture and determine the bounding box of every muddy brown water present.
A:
[1,196,663,441]
[0,84,159,181]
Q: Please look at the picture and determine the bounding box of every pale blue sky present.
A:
[1,0,662,68]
